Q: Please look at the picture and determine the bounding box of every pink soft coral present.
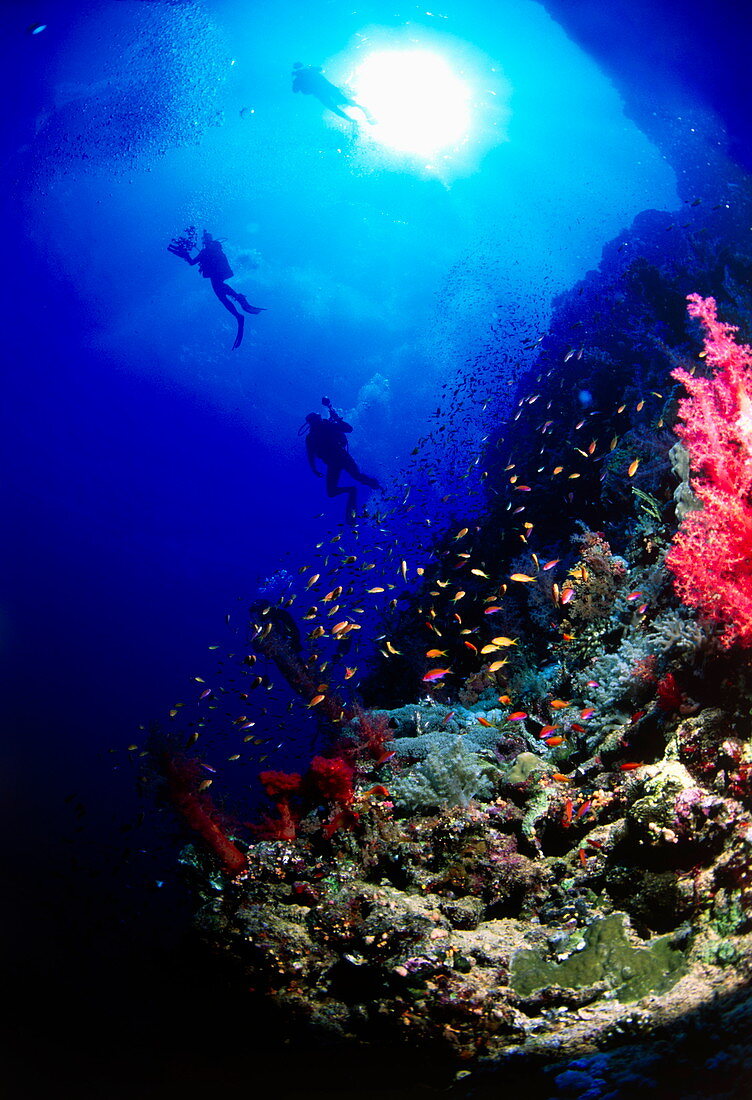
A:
[666,294,752,645]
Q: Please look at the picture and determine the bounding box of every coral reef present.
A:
[156,199,752,1089]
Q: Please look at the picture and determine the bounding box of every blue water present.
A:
[3,0,750,1095]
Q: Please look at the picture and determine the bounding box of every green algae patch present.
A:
[510,914,686,1003]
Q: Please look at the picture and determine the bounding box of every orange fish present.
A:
[426,648,448,658]
[423,668,452,682]
[539,725,559,738]
[308,694,325,707]
[549,699,570,709]
[619,761,643,770]
[544,735,565,746]
[488,659,508,673]
[344,667,357,679]
[498,694,512,705]
[510,573,536,583]
[508,710,528,721]
[627,458,640,477]
[476,716,494,727]
[542,559,560,570]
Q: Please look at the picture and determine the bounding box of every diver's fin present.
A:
[232,316,244,350]
[237,294,265,315]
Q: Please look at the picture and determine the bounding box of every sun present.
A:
[351,48,472,158]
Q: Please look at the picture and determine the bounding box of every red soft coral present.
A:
[666,295,752,646]
[308,755,354,805]
[160,753,247,875]
[257,769,303,841]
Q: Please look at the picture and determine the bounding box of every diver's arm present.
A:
[168,243,200,264]
[329,411,353,432]
[306,438,322,475]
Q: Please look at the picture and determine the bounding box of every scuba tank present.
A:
[198,239,233,281]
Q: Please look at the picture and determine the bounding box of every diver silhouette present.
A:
[168,229,265,350]
[303,398,380,524]
[291,63,375,124]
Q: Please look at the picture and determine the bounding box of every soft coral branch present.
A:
[160,752,247,875]
[666,295,752,646]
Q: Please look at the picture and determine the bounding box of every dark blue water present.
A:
[3,1,750,1095]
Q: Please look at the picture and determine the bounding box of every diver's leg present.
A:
[213,280,242,317]
[350,100,376,124]
[341,453,380,490]
[325,464,356,503]
[321,96,357,121]
[211,281,245,349]
[211,280,245,349]
[326,464,350,498]
[344,488,358,525]
[226,284,265,315]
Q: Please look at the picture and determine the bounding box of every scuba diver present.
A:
[291,63,375,124]
[168,228,265,350]
[302,397,380,524]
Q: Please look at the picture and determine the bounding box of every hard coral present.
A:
[667,295,752,646]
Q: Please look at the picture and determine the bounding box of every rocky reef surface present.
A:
[184,675,752,1079]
